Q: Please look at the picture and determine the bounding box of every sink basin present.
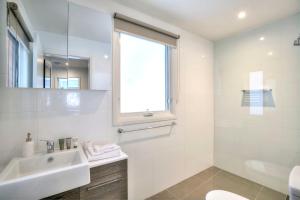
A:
[0,148,90,200]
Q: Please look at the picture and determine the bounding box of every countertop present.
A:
[88,151,128,168]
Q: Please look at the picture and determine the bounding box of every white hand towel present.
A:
[94,144,117,152]
[85,149,121,162]
[93,144,120,155]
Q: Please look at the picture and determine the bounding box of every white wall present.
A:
[214,13,300,194]
[0,0,214,199]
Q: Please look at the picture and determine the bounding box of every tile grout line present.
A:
[165,168,222,200]
[179,169,224,200]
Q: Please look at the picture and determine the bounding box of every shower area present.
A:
[214,13,300,194]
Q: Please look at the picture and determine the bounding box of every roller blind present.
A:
[114,13,180,47]
[7,2,33,49]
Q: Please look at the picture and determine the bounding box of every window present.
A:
[7,3,33,88]
[113,14,180,125]
[68,77,81,89]
[120,33,169,113]
[45,77,51,89]
[57,77,81,89]
[57,78,68,89]
[7,32,19,88]
[7,31,32,88]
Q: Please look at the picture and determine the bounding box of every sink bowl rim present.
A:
[0,147,88,185]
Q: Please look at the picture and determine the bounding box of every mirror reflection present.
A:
[68,2,112,90]
[44,55,89,89]
[6,0,68,88]
[3,0,112,90]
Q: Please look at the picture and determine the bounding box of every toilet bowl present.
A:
[289,166,300,200]
[206,190,249,200]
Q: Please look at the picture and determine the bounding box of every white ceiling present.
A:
[112,0,300,40]
[21,0,111,43]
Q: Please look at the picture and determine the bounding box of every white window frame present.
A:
[113,32,178,126]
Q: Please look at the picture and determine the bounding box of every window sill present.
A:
[113,112,176,126]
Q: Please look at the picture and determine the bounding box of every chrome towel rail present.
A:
[118,122,176,134]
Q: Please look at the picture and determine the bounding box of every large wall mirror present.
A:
[1,0,112,90]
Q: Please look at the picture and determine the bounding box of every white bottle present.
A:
[23,133,34,157]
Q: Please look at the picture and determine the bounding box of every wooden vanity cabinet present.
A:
[42,159,128,200]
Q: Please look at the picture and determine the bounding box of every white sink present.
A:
[0,148,90,200]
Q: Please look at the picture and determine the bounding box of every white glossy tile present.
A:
[0,89,37,113]
[214,13,300,194]
[0,112,38,169]
[0,75,7,88]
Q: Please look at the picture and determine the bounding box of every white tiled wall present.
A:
[0,1,214,199]
[214,13,300,194]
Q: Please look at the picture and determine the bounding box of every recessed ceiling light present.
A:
[259,37,265,41]
[104,54,109,59]
[268,51,273,56]
[238,11,247,19]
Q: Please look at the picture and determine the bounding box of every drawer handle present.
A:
[87,178,122,191]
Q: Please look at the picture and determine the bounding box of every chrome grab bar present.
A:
[118,122,176,134]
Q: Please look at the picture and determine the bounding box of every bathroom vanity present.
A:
[43,159,128,200]
[0,146,128,200]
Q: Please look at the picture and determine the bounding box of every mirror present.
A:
[2,0,112,90]
[6,0,68,89]
[68,2,112,90]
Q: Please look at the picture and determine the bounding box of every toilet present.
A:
[206,166,300,200]
[289,166,300,200]
[206,190,249,200]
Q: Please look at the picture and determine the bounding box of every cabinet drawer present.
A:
[90,160,127,183]
[80,178,127,200]
[82,170,127,190]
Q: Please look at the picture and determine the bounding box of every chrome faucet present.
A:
[41,140,55,153]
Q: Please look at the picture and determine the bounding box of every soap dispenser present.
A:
[22,133,34,157]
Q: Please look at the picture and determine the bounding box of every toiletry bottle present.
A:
[23,133,34,157]
[73,138,78,148]
[66,137,72,149]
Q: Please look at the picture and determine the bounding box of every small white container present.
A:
[22,133,34,157]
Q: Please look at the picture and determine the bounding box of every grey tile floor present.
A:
[147,167,288,200]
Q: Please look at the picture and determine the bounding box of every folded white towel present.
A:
[85,149,121,162]
[94,144,117,152]
[92,144,120,155]
[83,141,121,158]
